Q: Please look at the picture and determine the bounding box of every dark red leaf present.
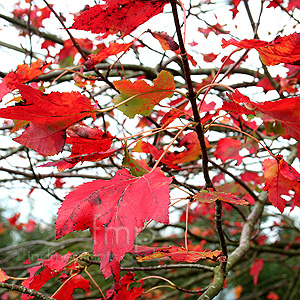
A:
[84,41,134,69]
[72,1,167,37]
[54,274,90,300]
[222,33,300,66]
[263,157,300,212]
[0,84,96,155]
[250,258,264,285]
[106,272,143,300]
[56,168,172,278]
[214,137,244,165]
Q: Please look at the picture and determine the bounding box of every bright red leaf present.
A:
[56,168,172,278]
[214,137,244,165]
[228,89,300,141]
[84,41,134,69]
[106,272,144,300]
[161,109,185,128]
[72,0,168,37]
[263,157,300,213]
[54,274,90,300]
[0,59,50,101]
[165,132,202,165]
[133,140,180,170]
[134,245,221,263]
[22,252,73,300]
[222,33,300,66]
[25,220,36,233]
[41,149,117,171]
[113,70,175,118]
[250,258,264,285]
[67,125,114,157]
[193,188,249,206]
[0,84,96,155]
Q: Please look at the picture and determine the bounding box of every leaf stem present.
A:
[84,267,106,300]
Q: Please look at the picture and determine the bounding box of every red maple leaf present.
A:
[165,132,203,165]
[214,137,244,165]
[134,245,221,263]
[202,52,218,63]
[161,109,185,128]
[106,272,143,300]
[266,291,280,300]
[133,140,180,170]
[84,41,134,69]
[250,258,264,285]
[67,125,115,157]
[41,149,117,171]
[72,0,168,37]
[22,252,73,300]
[222,33,300,66]
[0,84,96,155]
[54,274,90,300]
[41,125,116,170]
[151,31,197,66]
[263,157,300,212]
[228,89,300,141]
[0,59,50,101]
[193,188,249,206]
[57,38,93,66]
[56,168,172,278]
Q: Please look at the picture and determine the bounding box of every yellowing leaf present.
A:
[113,71,175,118]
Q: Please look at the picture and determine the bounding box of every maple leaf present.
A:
[263,157,300,212]
[134,245,221,263]
[0,84,96,155]
[22,252,73,300]
[106,272,143,300]
[67,125,115,157]
[54,274,90,300]
[228,89,300,141]
[113,71,175,118]
[133,140,180,170]
[40,125,116,170]
[57,38,93,67]
[161,109,185,128]
[151,31,197,66]
[165,132,203,165]
[56,168,172,278]
[84,41,134,69]
[203,52,218,63]
[72,1,168,37]
[41,150,117,171]
[193,189,249,206]
[222,33,300,66]
[0,269,8,283]
[0,59,50,101]
[214,137,244,165]
[250,258,264,285]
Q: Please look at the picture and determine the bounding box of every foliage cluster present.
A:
[0,0,300,299]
